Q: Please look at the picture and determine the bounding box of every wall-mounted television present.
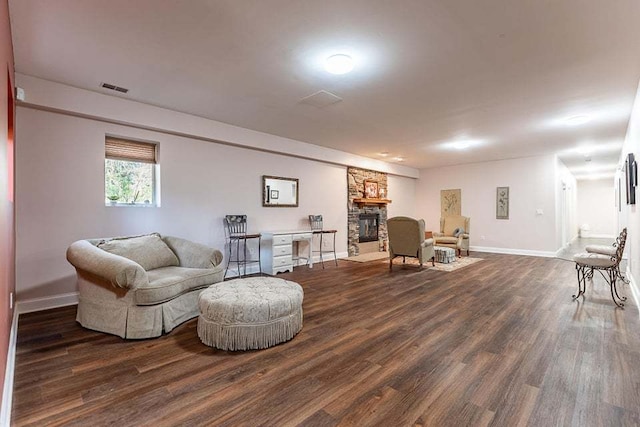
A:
[626,153,637,205]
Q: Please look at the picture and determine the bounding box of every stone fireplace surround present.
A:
[347,167,388,256]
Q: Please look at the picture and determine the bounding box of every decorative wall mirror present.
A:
[263,175,299,207]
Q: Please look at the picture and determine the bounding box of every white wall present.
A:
[617,80,640,301]
[576,179,616,237]
[387,174,417,218]
[416,155,559,254]
[15,106,417,302]
[555,159,578,248]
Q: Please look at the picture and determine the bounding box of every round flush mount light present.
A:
[565,115,591,126]
[325,54,354,75]
[441,139,485,151]
[394,156,405,162]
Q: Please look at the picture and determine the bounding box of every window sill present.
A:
[105,203,158,208]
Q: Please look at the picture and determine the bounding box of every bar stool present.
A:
[224,215,261,279]
[308,215,338,268]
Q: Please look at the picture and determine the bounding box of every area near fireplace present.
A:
[347,167,389,256]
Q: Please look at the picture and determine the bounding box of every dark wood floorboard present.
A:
[11,253,640,426]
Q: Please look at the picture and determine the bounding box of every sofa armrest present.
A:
[66,240,148,290]
[163,236,223,269]
[432,232,444,238]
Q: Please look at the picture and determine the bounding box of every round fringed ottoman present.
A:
[197,277,304,351]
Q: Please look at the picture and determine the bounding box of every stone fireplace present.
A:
[347,167,388,256]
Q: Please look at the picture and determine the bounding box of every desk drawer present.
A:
[273,235,293,245]
[273,255,292,268]
[273,245,292,256]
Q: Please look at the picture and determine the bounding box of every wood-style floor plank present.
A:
[11,253,640,426]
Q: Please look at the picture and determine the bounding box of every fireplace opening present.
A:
[359,213,379,243]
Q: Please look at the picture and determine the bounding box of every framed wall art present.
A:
[496,186,509,219]
[364,180,379,199]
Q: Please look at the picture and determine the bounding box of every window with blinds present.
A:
[104,136,158,206]
[105,137,157,164]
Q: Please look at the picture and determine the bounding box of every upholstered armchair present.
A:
[387,216,435,270]
[433,215,470,256]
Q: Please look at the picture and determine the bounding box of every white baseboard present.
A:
[626,266,640,316]
[470,246,556,258]
[1,309,19,426]
[586,234,616,239]
[17,292,79,314]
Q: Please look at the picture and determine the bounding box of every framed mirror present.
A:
[263,175,299,207]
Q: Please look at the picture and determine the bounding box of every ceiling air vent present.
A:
[100,82,129,93]
[299,90,343,108]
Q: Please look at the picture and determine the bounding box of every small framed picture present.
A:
[364,180,379,199]
[270,190,279,200]
[496,186,509,219]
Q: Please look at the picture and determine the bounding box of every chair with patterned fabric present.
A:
[433,215,470,256]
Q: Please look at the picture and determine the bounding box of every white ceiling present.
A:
[9,0,640,175]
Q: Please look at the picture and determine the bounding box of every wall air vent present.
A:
[100,82,129,93]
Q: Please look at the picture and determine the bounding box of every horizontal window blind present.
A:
[105,137,157,164]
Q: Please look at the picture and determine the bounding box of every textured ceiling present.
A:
[9,0,640,176]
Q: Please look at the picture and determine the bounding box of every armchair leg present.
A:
[432,256,435,266]
[389,259,393,271]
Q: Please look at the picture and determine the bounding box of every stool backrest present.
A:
[309,215,323,231]
[225,215,248,237]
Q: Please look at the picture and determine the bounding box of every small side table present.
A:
[425,231,433,239]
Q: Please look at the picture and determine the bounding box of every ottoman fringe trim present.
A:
[197,308,303,351]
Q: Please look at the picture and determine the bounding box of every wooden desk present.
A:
[261,230,313,275]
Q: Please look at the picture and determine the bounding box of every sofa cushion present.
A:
[136,266,220,305]
[98,233,179,271]
[443,217,466,236]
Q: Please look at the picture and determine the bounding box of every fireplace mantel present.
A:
[352,198,392,208]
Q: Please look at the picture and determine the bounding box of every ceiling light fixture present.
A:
[325,54,354,75]
[379,151,389,157]
[565,115,591,126]
[394,157,405,162]
[441,138,485,151]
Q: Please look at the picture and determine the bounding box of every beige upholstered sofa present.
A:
[433,215,470,256]
[66,233,224,339]
[388,216,435,270]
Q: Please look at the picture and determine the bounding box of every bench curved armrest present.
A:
[66,240,148,290]
[432,232,444,238]
[461,234,469,239]
[163,236,224,269]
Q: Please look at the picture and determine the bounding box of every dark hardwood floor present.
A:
[12,253,640,426]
